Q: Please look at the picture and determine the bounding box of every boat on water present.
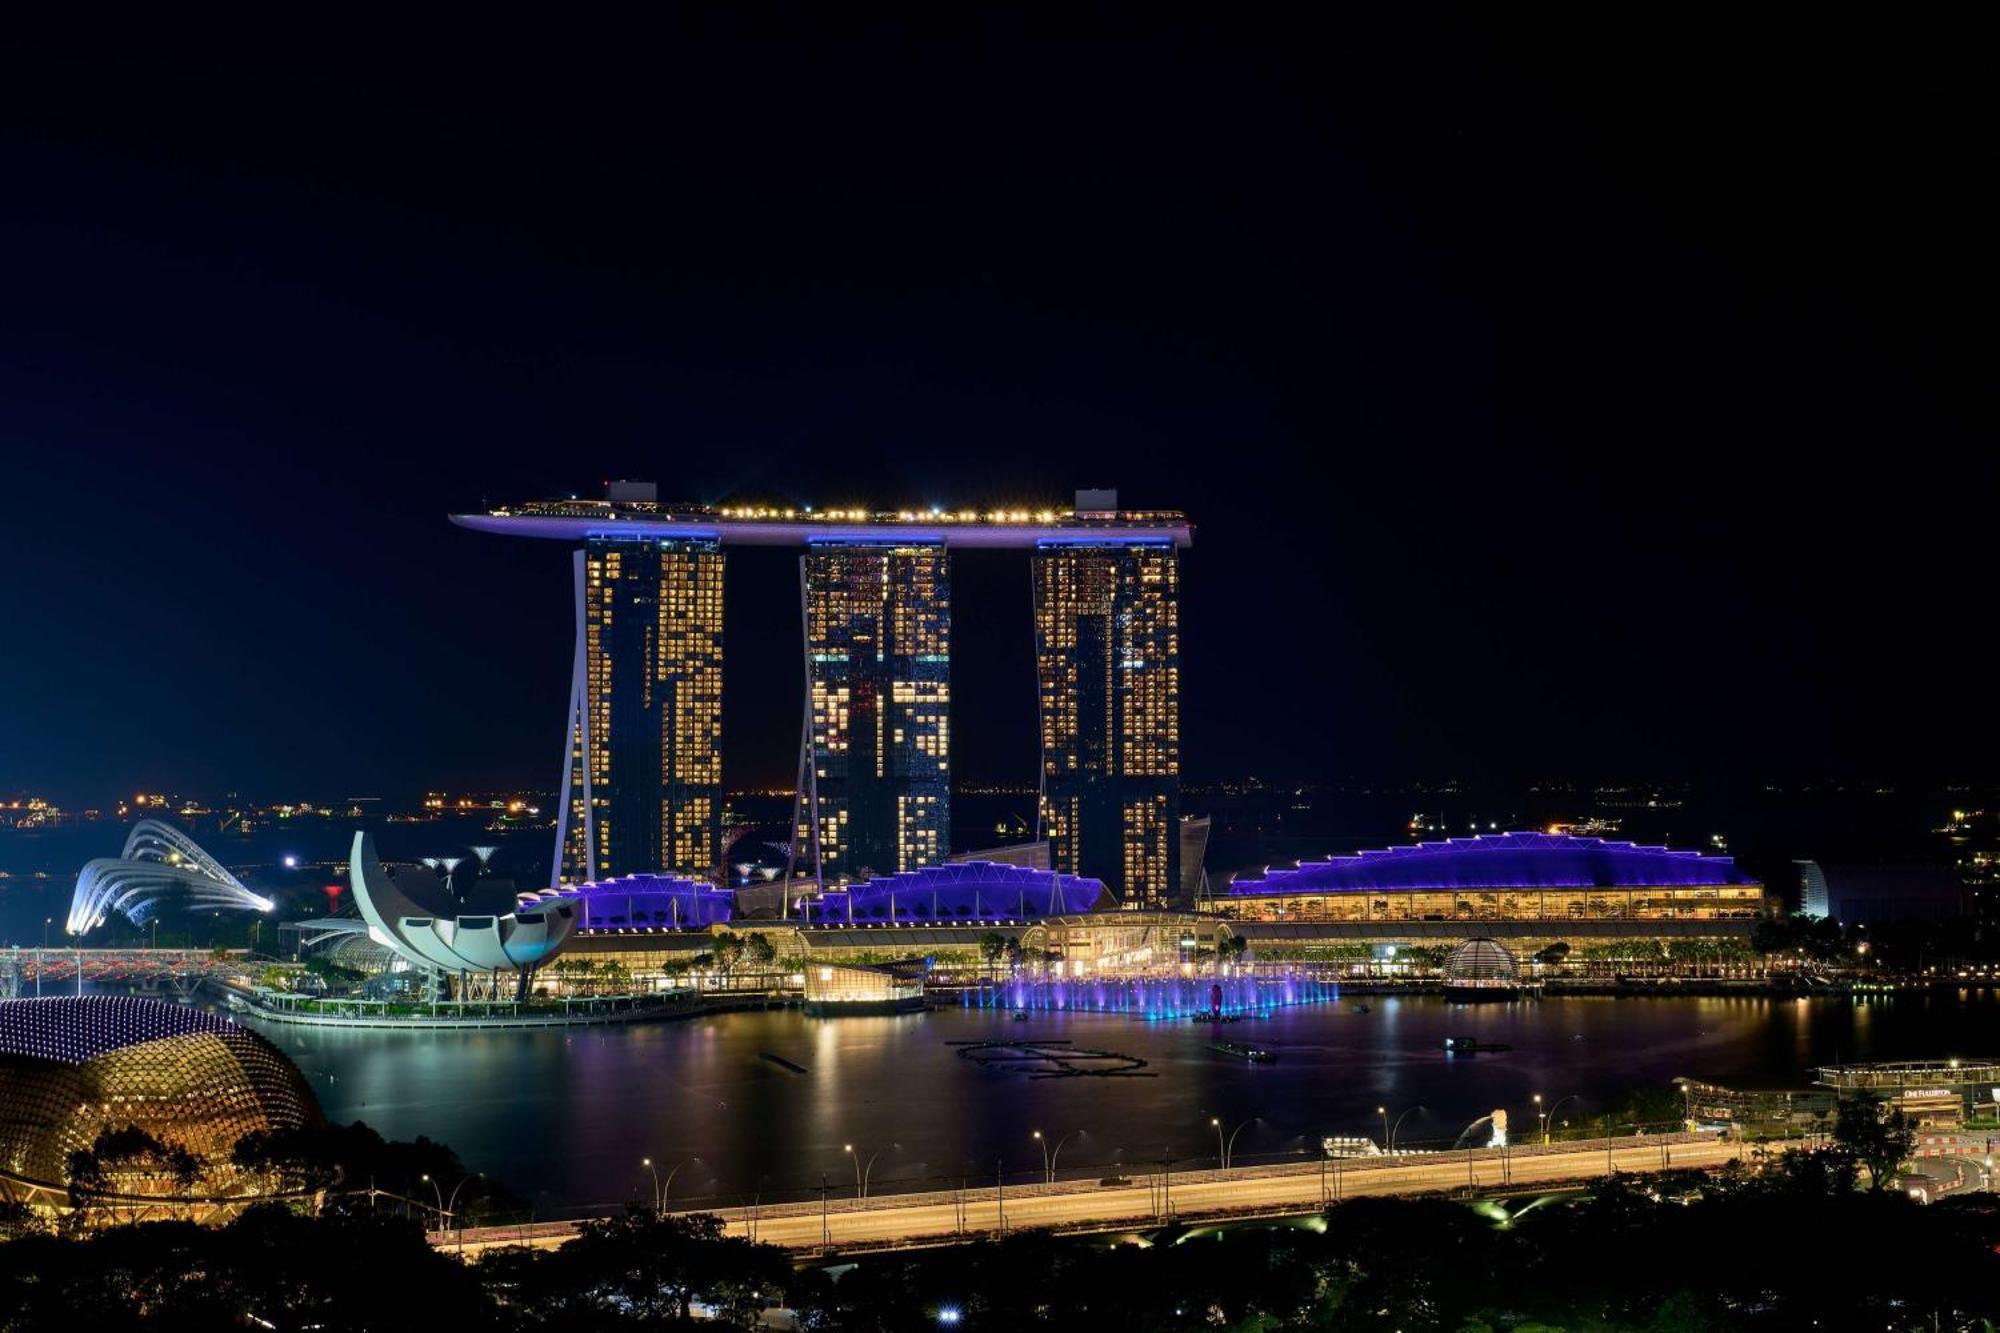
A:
[1011,1011,1032,1022]
[1351,1003,1372,1014]
[1440,1036,1512,1055]
[1210,1041,1277,1064]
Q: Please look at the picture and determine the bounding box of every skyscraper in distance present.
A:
[797,541,950,882]
[1033,493,1181,907]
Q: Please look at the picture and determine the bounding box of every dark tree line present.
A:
[2,1104,1984,1331]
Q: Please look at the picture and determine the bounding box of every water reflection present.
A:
[253,992,2000,1216]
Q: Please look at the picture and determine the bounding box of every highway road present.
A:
[439,1131,1750,1257]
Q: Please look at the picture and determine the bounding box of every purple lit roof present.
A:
[525,872,735,929]
[807,861,1106,922]
[1228,832,1753,895]
[0,996,243,1065]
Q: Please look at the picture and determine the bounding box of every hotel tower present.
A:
[454,486,1187,901]
[795,542,951,881]
[555,533,725,883]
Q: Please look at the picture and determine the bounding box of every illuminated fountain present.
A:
[961,970,1338,1019]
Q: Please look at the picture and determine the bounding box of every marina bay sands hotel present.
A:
[452,485,1190,907]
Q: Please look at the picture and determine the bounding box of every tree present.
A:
[302,955,366,992]
[521,1206,792,1328]
[978,931,1008,977]
[230,1121,522,1221]
[712,931,747,974]
[1833,1094,1915,1191]
[67,1125,205,1204]
[745,932,778,968]
[0,1199,43,1241]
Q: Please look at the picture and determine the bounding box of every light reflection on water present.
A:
[251,992,1999,1217]
[965,973,1342,1018]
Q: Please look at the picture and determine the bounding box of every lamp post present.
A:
[1533,1093,1544,1145]
[1209,1116,1254,1169]
[1031,1130,1078,1184]
[640,1157,686,1212]
[844,1144,880,1199]
[420,1173,445,1232]
[1388,1107,1421,1154]
[1379,1105,1389,1152]
[447,1173,480,1251]
[1543,1095,1582,1145]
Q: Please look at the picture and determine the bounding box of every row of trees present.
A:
[1753,911,2000,969]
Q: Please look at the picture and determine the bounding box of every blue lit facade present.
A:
[1220,833,1769,922]
[800,861,1105,923]
[525,872,736,931]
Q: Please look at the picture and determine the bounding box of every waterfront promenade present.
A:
[436,1131,1750,1257]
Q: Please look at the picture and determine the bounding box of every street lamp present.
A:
[420,1172,445,1229]
[1032,1130,1078,1184]
[446,1172,481,1250]
[1388,1106,1421,1154]
[641,1157,686,1212]
[1378,1105,1389,1152]
[1209,1116,1254,1169]
[844,1143,881,1199]
[1533,1093,1544,1144]
[1543,1095,1582,1145]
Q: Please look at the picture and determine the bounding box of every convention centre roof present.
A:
[1227,832,1753,896]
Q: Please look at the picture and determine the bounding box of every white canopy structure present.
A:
[68,820,275,935]
[348,832,576,995]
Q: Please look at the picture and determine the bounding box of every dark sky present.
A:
[0,12,1988,804]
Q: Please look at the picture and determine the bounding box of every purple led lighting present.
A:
[450,512,1193,550]
[1227,832,1750,895]
[526,872,736,930]
[0,996,242,1065]
[803,861,1106,923]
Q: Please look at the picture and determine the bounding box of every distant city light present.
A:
[282,854,299,869]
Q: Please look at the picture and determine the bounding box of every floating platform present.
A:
[948,1038,1154,1079]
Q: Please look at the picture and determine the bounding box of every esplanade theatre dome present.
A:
[0,997,320,1193]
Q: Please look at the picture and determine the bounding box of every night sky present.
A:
[1,12,1987,804]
